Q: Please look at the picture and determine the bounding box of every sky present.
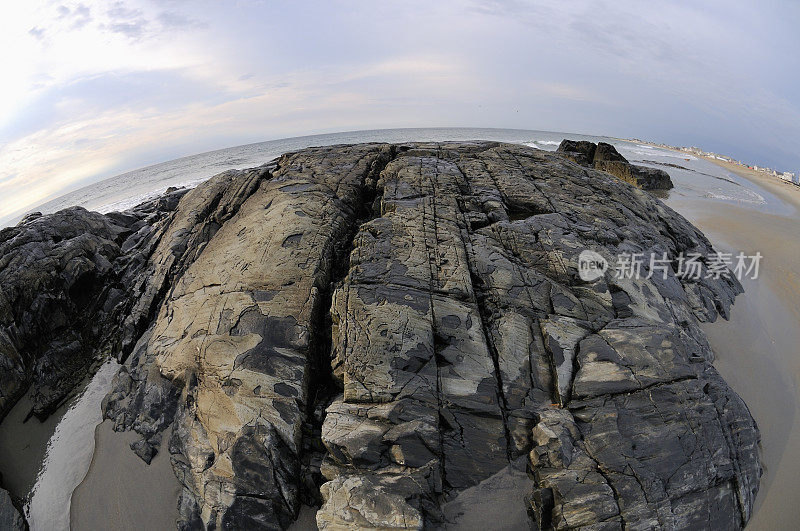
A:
[2,0,799,223]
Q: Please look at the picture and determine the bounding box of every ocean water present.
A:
[12,127,792,227]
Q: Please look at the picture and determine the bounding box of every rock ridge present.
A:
[0,142,759,530]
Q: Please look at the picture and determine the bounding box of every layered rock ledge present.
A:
[0,142,759,529]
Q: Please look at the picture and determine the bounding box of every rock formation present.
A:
[557,140,674,190]
[0,142,759,529]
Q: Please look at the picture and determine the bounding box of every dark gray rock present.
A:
[557,139,674,190]
[556,140,596,166]
[0,189,186,420]
[313,142,751,529]
[0,143,757,530]
[631,165,674,190]
[592,142,627,164]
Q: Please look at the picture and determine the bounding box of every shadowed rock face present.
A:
[0,142,759,530]
[0,190,187,420]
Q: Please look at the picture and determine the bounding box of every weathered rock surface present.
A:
[557,140,674,190]
[0,142,758,530]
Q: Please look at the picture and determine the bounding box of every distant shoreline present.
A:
[630,139,800,197]
[704,157,800,213]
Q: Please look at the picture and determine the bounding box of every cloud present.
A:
[106,2,143,21]
[70,4,92,29]
[528,82,610,105]
[54,3,93,29]
[103,2,149,39]
[466,0,556,21]
[28,26,46,40]
[24,1,204,46]
[0,52,482,222]
[157,10,204,30]
[106,20,148,38]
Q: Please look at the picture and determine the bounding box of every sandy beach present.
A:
[667,158,800,529]
[0,392,70,499]
[70,421,181,530]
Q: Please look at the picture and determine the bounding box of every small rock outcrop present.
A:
[557,140,674,190]
[0,142,758,530]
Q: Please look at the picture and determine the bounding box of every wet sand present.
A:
[288,505,320,530]
[0,362,181,530]
[667,161,800,529]
[0,361,119,530]
[441,457,532,530]
[0,392,71,499]
[71,421,181,530]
